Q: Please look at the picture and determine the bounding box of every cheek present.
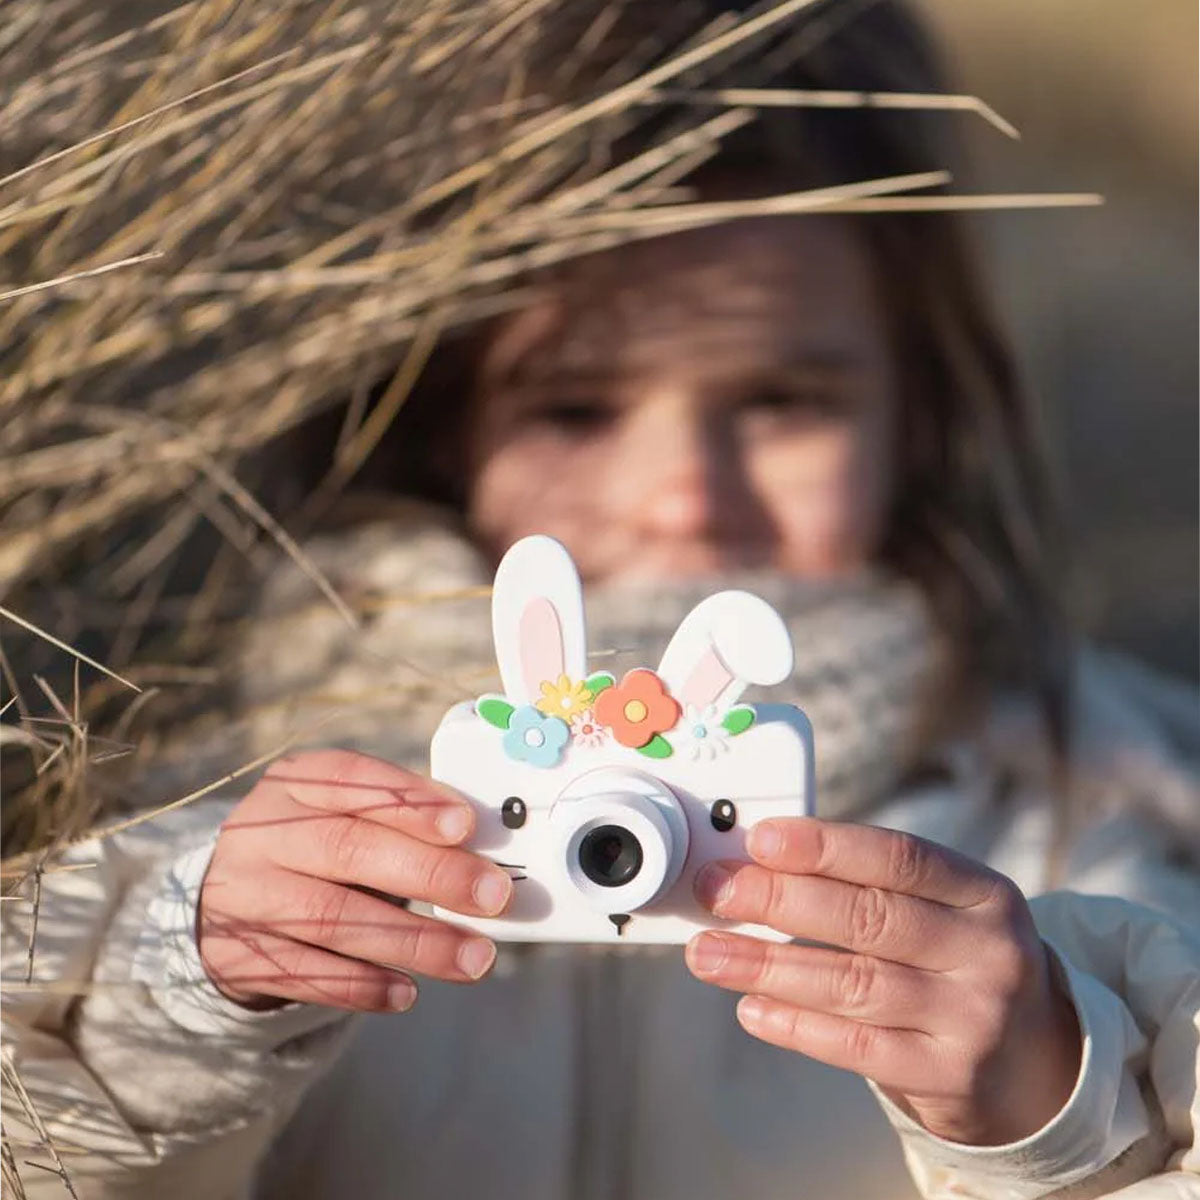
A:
[467,435,612,564]
[749,421,893,574]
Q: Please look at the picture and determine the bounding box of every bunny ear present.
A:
[657,591,793,711]
[492,536,587,705]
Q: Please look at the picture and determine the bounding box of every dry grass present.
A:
[0,0,755,855]
[0,1,1104,1191]
[2,0,1068,862]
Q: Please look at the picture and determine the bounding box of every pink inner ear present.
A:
[679,645,734,711]
[519,597,564,697]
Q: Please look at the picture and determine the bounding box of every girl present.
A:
[4,3,1197,1198]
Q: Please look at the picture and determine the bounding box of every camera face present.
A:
[430,703,812,944]
[428,534,812,944]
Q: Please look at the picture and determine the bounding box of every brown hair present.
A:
[359,0,1072,752]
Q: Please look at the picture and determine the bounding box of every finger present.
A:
[746,818,1002,908]
[685,932,942,1032]
[735,995,936,1095]
[205,867,498,984]
[201,925,419,1013]
[254,793,512,917]
[263,749,476,845]
[695,862,968,970]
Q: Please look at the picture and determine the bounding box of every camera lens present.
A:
[550,773,690,913]
[578,824,643,888]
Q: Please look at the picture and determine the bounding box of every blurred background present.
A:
[916,0,1198,679]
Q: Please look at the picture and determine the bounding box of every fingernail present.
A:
[687,932,730,976]
[748,822,782,859]
[436,807,472,841]
[388,979,417,1012]
[737,995,765,1026]
[694,863,734,913]
[457,937,497,980]
[473,871,512,914]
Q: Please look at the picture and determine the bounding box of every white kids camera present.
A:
[430,536,814,944]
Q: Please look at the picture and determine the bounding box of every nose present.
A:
[626,394,728,541]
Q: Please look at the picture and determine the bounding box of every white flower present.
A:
[676,703,731,761]
[569,708,608,750]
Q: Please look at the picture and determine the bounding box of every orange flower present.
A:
[593,668,680,748]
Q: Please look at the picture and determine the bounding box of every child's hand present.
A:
[685,818,1081,1146]
[198,750,512,1013]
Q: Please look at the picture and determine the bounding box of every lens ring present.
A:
[550,774,689,913]
[577,824,643,888]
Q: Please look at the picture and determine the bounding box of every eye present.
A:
[744,385,800,412]
[501,796,527,829]
[528,399,615,434]
[710,799,736,833]
[742,380,847,421]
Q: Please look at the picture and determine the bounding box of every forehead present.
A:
[486,215,887,386]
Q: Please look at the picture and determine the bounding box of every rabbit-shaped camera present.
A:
[430,535,814,944]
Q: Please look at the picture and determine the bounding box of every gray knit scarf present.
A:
[141,502,951,824]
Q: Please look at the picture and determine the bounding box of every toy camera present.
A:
[430,535,813,943]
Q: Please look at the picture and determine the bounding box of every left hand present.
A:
[686,817,1081,1146]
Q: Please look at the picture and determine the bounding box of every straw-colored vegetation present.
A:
[4,0,1060,871]
[2,0,801,860]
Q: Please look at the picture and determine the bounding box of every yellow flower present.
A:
[536,674,592,721]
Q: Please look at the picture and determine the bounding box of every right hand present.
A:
[198,749,512,1013]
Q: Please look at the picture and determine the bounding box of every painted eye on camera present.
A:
[501,796,527,829]
[709,799,736,833]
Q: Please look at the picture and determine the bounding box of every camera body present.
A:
[430,536,813,944]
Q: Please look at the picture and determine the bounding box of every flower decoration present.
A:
[721,704,755,735]
[584,671,615,698]
[503,705,569,768]
[477,694,515,729]
[535,674,593,722]
[568,708,607,750]
[675,703,733,762]
[594,668,680,751]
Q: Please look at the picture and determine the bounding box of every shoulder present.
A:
[255,496,489,610]
[980,646,1198,837]
[228,500,493,769]
[1070,647,1199,770]
[872,647,1198,905]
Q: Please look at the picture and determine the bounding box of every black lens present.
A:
[578,824,643,888]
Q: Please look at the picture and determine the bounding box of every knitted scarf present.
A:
[139,501,952,823]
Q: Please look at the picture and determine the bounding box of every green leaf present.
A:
[721,706,756,736]
[636,733,673,759]
[477,696,514,730]
[584,671,615,698]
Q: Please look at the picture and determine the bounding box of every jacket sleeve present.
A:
[873,887,1200,1200]
[1,799,353,1200]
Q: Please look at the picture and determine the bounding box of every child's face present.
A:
[466,216,898,583]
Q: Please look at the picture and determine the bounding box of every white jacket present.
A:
[3,515,1198,1200]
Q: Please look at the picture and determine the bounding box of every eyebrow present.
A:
[507,347,864,392]
[774,350,863,374]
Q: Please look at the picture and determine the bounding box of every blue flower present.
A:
[503,705,569,768]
